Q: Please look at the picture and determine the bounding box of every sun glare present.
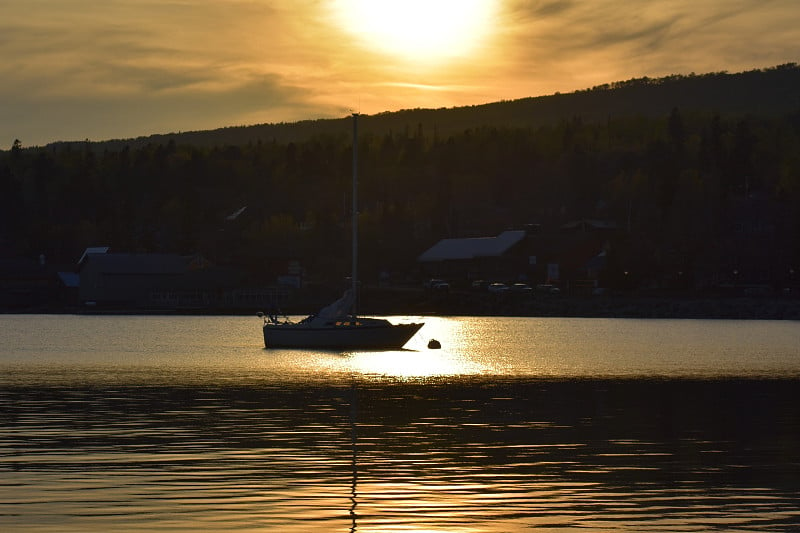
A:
[332,0,496,64]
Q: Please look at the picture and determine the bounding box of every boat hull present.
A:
[263,321,423,350]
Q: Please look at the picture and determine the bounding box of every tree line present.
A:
[2,65,799,290]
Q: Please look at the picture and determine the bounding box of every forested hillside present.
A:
[2,65,799,290]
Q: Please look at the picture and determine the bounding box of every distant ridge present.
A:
[48,64,800,151]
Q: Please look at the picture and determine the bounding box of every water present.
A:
[1,315,799,531]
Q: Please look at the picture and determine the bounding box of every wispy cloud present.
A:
[488,0,799,94]
[1,0,798,145]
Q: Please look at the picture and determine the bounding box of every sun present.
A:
[331,0,497,64]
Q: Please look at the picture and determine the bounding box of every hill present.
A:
[43,63,800,151]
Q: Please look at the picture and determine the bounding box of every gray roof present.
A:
[226,206,248,221]
[418,230,526,262]
[78,246,109,265]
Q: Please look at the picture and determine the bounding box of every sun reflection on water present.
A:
[345,349,484,379]
[313,317,499,380]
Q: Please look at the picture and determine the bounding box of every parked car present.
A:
[510,283,533,295]
[536,284,561,294]
[488,282,510,294]
[471,279,489,291]
[424,278,450,291]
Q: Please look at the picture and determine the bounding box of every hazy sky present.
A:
[2,0,798,147]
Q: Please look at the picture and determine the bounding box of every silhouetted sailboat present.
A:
[260,114,423,349]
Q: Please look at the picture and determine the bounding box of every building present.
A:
[417,230,529,282]
[417,222,615,290]
[79,252,193,307]
[77,250,261,309]
[0,256,59,309]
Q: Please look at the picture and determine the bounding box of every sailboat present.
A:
[260,114,424,350]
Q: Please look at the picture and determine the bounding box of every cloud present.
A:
[1,0,798,146]
[487,0,800,95]
[0,0,339,144]
[1,70,322,144]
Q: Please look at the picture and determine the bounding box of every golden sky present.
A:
[2,0,798,146]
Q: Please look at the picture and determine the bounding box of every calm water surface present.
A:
[1,315,799,531]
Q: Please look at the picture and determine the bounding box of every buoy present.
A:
[428,339,441,349]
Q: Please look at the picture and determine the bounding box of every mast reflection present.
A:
[350,383,358,532]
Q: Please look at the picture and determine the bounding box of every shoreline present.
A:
[4,292,800,320]
[359,289,800,320]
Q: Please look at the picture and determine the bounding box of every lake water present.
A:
[1,314,799,531]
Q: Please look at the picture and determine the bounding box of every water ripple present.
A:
[4,379,797,531]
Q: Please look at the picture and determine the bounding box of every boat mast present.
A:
[351,113,359,315]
